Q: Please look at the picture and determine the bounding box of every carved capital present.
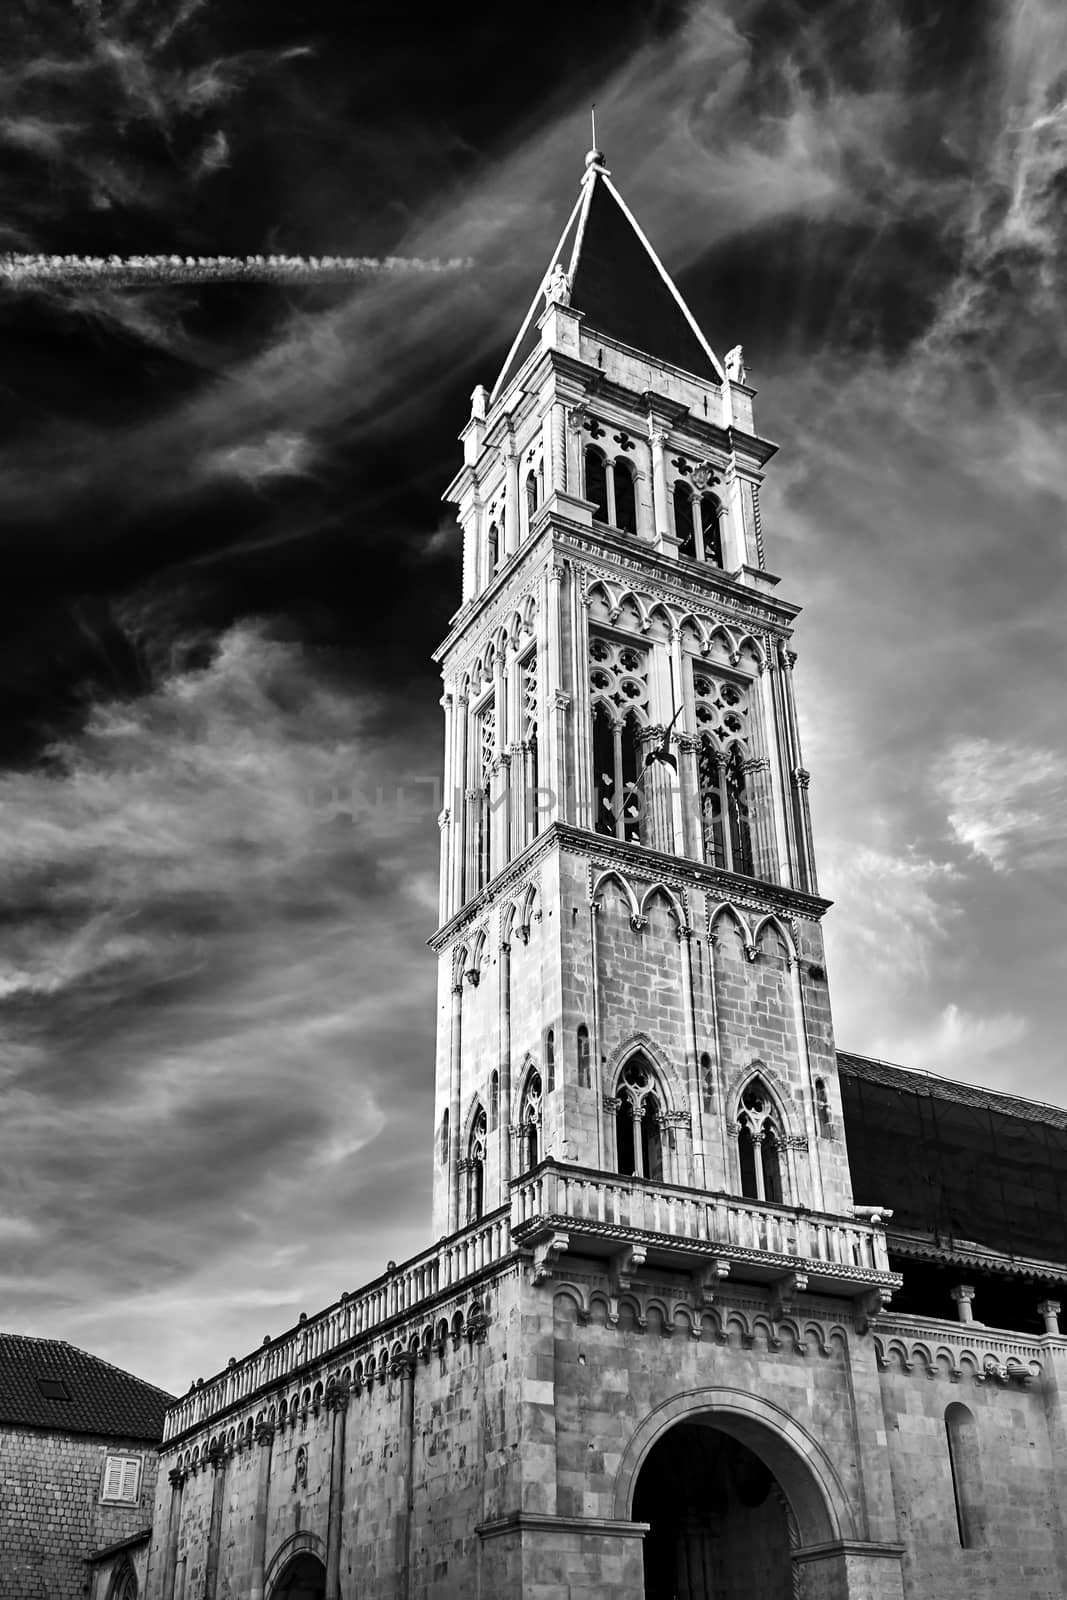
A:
[792,766,811,790]
[254,1421,275,1445]
[856,1286,893,1334]
[389,1352,417,1380]
[168,1467,187,1488]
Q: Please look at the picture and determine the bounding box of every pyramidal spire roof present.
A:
[491,151,723,403]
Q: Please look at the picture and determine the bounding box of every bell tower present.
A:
[431,148,855,1244]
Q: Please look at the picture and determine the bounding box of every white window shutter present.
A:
[120,1457,141,1501]
[103,1454,141,1501]
[103,1456,125,1498]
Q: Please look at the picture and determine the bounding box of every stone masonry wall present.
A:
[1,1425,158,1600]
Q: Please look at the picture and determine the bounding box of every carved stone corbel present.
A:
[856,1286,893,1334]
[692,1258,731,1311]
[612,1244,647,1295]
[769,1271,808,1320]
[531,1231,570,1284]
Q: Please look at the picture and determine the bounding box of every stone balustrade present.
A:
[510,1161,900,1298]
[162,1208,510,1442]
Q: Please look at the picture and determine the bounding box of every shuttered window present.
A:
[101,1454,142,1503]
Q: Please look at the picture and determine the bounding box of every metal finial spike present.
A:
[591,104,597,149]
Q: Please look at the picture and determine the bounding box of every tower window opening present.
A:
[519,1070,543,1172]
[577,1024,591,1089]
[700,1051,714,1113]
[694,669,753,876]
[466,1107,487,1222]
[440,1110,449,1166]
[487,521,499,577]
[489,1070,499,1132]
[525,470,538,529]
[699,493,724,566]
[590,635,649,843]
[736,1078,786,1204]
[545,1028,555,1093]
[585,447,609,522]
[815,1077,833,1137]
[945,1403,984,1548]
[615,1055,666,1181]
[673,482,695,558]
[614,459,638,535]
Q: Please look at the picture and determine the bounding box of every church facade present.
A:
[144,153,1067,1600]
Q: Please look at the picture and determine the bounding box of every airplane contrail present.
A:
[0,253,473,287]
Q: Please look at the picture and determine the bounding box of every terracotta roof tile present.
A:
[0,1334,172,1440]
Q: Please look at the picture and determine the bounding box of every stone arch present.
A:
[590,867,641,924]
[637,880,687,929]
[708,900,754,950]
[106,1559,139,1600]
[265,1532,328,1599]
[605,1033,683,1116]
[726,1060,801,1141]
[613,1386,856,1548]
[752,913,796,964]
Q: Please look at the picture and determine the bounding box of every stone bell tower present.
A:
[431,146,858,1243]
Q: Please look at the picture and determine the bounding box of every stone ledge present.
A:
[793,1540,906,1565]
[476,1512,651,1542]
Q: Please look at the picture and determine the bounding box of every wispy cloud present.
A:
[0,614,441,1388]
[933,736,1067,871]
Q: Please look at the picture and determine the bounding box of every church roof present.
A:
[838,1051,1067,1268]
[491,153,723,402]
[0,1334,173,1439]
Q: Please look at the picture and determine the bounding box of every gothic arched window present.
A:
[694,670,753,875]
[585,447,609,523]
[487,521,499,577]
[615,1055,666,1181]
[699,493,724,566]
[520,651,539,846]
[673,482,695,557]
[614,459,638,535]
[519,1070,542,1172]
[590,636,649,843]
[466,1107,487,1222]
[577,1024,591,1089]
[736,1078,785,1203]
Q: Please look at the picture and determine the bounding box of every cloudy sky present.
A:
[1,0,1064,1395]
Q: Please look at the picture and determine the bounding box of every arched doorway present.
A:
[634,1421,795,1599]
[270,1552,326,1600]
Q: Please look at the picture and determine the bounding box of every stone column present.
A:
[950,1284,976,1323]
[447,980,464,1233]
[550,402,568,494]
[649,428,672,550]
[162,1467,185,1600]
[392,1352,418,1600]
[546,564,567,825]
[203,1446,226,1600]
[503,432,520,558]
[1040,1299,1062,1335]
[565,403,587,494]
[498,938,512,1190]
[248,1425,274,1600]
[324,1390,349,1600]
[451,695,468,910]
